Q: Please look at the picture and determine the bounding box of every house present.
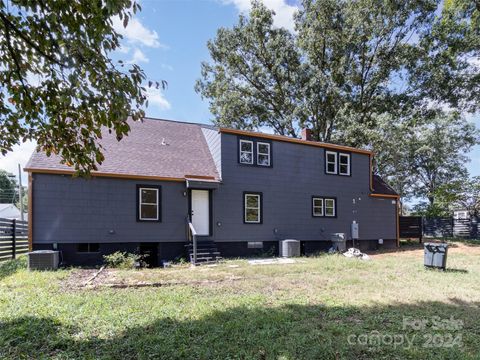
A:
[25,118,399,266]
[453,209,470,220]
[0,203,27,221]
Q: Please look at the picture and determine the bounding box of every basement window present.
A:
[247,241,263,249]
[78,243,100,253]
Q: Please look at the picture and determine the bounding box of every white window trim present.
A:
[256,142,271,166]
[312,197,324,217]
[239,140,254,164]
[325,198,336,217]
[325,151,338,174]
[244,193,261,223]
[139,187,159,221]
[339,153,351,176]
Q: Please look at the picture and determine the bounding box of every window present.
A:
[239,140,254,164]
[325,151,337,174]
[339,153,350,176]
[137,185,161,221]
[312,197,324,217]
[247,241,263,249]
[244,192,262,223]
[312,196,336,217]
[78,243,100,253]
[325,198,336,217]
[257,142,271,166]
[238,138,272,167]
[454,211,468,220]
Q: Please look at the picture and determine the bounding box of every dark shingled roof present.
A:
[26,118,220,180]
[372,175,398,196]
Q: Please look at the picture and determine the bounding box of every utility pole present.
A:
[18,164,24,222]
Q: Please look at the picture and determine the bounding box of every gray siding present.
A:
[32,133,396,248]
[32,174,188,244]
[201,128,222,179]
[211,133,396,242]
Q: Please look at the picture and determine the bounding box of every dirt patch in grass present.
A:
[62,267,244,290]
[61,240,480,291]
[368,240,480,259]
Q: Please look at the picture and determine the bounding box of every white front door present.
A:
[191,190,210,236]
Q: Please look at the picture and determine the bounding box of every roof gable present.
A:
[26,118,220,181]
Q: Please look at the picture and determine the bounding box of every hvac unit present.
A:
[280,239,300,257]
[331,233,347,252]
[27,250,60,270]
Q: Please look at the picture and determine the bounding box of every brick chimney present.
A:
[301,128,313,141]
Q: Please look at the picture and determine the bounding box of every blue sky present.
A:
[0,0,479,184]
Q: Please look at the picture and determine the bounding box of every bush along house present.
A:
[25,118,399,266]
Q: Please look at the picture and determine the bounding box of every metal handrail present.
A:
[188,221,198,265]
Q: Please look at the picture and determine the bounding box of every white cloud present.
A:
[223,0,298,32]
[0,140,37,186]
[145,87,171,110]
[128,48,149,64]
[112,16,166,48]
[160,63,174,71]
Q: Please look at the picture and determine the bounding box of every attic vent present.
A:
[161,138,169,146]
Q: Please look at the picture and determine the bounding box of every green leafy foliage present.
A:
[0,0,156,174]
[103,251,144,269]
[0,170,17,203]
[373,111,478,214]
[197,0,479,146]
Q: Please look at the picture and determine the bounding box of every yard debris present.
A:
[343,248,370,261]
[83,266,105,286]
[88,276,244,289]
[248,258,296,265]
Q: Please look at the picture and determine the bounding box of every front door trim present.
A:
[188,189,213,237]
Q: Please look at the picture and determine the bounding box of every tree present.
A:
[370,110,478,214]
[197,0,480,147]
[368,114,417,214]
[444,176,480,216]
[195,2,302,137]
[0,170,17,203]
[0,0,160,174]
[409,112,477,207]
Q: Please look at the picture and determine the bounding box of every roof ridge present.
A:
[140,116,216,129]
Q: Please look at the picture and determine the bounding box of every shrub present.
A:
[103,251,145,269]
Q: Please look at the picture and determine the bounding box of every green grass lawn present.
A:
[1,242,479,359]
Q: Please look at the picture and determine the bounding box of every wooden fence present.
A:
[399,216,423,241]
[400,216,479,240]
[423,217,454,238]
[0,218,29,262]
[453,217,478,239]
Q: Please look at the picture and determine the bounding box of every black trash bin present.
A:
[424,242,448,270]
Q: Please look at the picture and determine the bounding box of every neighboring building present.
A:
[453,209,469,220]
[25,118,399,266]
[0,203,27,221]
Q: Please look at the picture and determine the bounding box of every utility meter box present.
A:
[351,222,359,240]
